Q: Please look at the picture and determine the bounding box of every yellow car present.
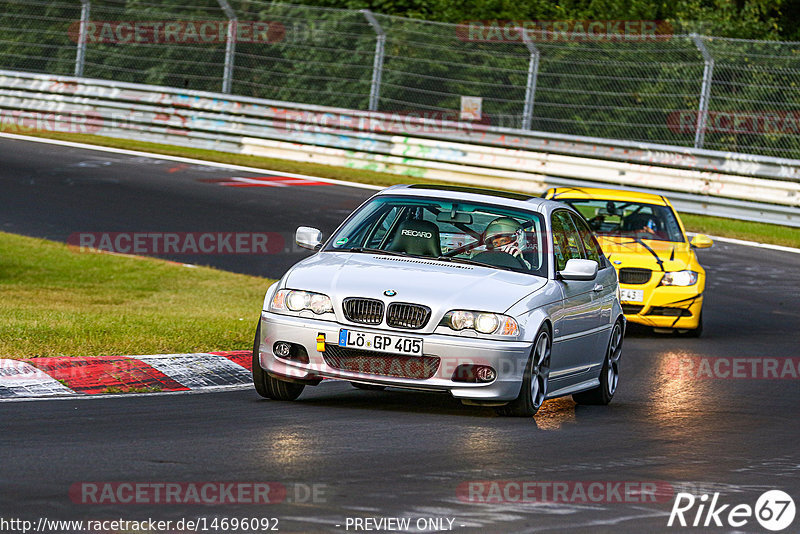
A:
[543,187,713,336]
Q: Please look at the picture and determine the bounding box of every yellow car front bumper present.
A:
[619,282,703,330]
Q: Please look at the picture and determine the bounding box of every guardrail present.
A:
[1,69,799,226]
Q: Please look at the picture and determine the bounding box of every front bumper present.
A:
[258,311,534,402]
[620,283,703,330]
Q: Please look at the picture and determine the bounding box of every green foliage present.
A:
[305,0,786,40]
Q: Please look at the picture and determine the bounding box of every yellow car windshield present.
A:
[563,199,685,243]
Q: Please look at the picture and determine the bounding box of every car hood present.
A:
[597,236,694,272]
[283,252,547,314]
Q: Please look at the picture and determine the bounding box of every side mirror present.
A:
[296,226,322,251]
[691,234,713,249]
[558,259,599,281]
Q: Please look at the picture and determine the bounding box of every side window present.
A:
[551,211,584,271]
[570,212,605,268]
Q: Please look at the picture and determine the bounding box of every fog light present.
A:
[273,342,291,358]
[452,364,497,383]
[476,366,496,382]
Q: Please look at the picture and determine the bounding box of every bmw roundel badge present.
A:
[384,290,397,297]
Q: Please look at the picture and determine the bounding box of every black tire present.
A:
[351,382,386,391]
[252,323,305,401]
[496,325,551,417]
[573,319,623,405]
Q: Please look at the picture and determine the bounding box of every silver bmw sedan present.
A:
[253,184,625,416]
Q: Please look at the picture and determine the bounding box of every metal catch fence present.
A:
[2,0,800,159]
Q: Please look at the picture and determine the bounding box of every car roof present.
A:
[545,187,669,206]
[376,184,561,213]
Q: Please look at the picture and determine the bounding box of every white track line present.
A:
[2,132,797,254]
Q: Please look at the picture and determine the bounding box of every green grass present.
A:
[0,231,271,358]
[3,129,798,248]
[681,213,800,248]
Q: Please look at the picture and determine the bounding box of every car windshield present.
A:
[324,195,548,276]
[562,199,685,243]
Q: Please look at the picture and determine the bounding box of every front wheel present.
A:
[573,319,623,405]
[252,323,305,401]
[496,326,551,417]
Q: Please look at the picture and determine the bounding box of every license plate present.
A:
[338,329,423,356]
[620,288,644,303]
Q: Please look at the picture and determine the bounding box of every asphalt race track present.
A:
[0,136,367,278]
[2,136,800,533]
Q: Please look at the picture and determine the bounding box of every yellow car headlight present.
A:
[659,270,698,286]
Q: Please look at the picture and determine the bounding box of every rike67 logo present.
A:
[668,490,796,531]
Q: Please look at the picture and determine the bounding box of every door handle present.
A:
[592,283,604,293]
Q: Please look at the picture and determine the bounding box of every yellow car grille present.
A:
[619,268,652,285]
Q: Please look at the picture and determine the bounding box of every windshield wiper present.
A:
[435,255,516,272]
[348,247,407,257]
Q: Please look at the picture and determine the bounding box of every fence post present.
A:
[692,33,714,149]
[361,9,385,112]
[74,0,91,77]
[217,0,237,94]
[520,28,540,131]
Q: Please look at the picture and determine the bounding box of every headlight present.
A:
[309,293,332,314]
[475,313,499,334]
[441,310,519,336]
[660,270,698,286]
[271,289,333,315]
[449,310,475,330]
[286,291,309,311]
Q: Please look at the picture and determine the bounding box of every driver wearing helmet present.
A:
[483,217,531,269]
[639,217,659,235]
[633,215,659,236]
[622,211,661,237]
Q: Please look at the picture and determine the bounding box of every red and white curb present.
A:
[0,351,252,399]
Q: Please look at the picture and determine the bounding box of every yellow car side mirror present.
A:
[691,234,714,249]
